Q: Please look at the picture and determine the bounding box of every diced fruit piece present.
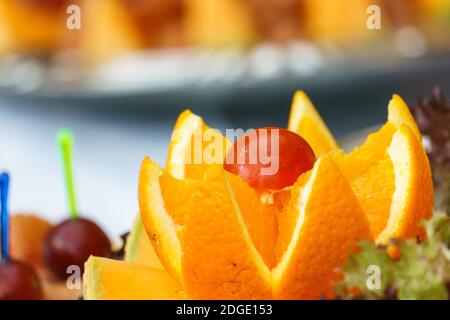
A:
[42,281,82,300]
[139,158,272,299]
[303,0,374,43]
[287,91,338,156]
[81,0,143,63]
[184,0,257,48]
[83,257,183,300]
[0,0,70,52]
[272,156,372,299]
[10,214,53,280]
[224,127,316,190]
[124,216,163,269]
[166,109,230,180]
[10,214,84,300]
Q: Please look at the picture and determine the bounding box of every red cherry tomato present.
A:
[224,127,316,190]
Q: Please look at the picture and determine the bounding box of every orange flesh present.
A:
[136,94,432,299]
[160,171,195,225]
[272,157,372,299]
[292,116,336,156]
[350,157,395,236]
[274,172,310,261]
[333,123,396,181]
[161,163,316,271]
[84,257,183,300]
[175,168,272,299]
[124,217,164,269]
[160,163,324,272]
[226,173,278,269]
[89,94,434,300]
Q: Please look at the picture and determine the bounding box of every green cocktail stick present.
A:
[57,129,78,219]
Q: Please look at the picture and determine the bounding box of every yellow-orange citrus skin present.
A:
[333,95,433,244]
[164,109,278,268]
[288,91,338,156]
[376,125,433,244]
[274,172,310,261]
[177,168,272,299]
[84,257,184,300]
[131,92,433,301]
[333,123,396,181]
[140,158,273,299]
[388,94,421,142]
[10,214,53,280]
[166,109,203,179]
[334,128,397,238]
[227,174,278,269]
[334,95,421,183]
[140,155,373,299]
[139,158,183,282]
[272,156,373,299]
[349,156,395,236]
[124,216,164,269]
[166,109,230,180]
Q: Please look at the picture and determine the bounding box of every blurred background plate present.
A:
[0,0,450,234]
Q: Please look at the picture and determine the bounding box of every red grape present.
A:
[0,260,42,300]
[44,218,111,280]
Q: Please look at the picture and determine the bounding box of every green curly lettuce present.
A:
[334,214,450,300]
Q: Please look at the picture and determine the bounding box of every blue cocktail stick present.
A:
[0,172,10,262]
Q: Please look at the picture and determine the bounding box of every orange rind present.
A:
[84,91,433,300]
[83,257,183,300]
[288,91,338,156]
[124,216,164,269]
[333,95,433,243]
[139,155,371,299]
[272,156,372,299]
